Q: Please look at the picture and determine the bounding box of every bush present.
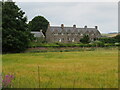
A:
[99,37,116,43]
[114,34,120,43]
[90,41,105,47]
[2,2,32,53]
[80,35,90,44]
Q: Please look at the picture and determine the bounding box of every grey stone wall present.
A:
[46,24,101,43]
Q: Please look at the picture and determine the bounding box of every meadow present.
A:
[2,48,118,88]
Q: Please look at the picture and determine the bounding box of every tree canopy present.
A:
[28,16,49,36]
[114,34,120,43]
[2,2,32,53]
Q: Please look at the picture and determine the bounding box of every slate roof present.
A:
[49,26,100,34]
[31,31,45,37]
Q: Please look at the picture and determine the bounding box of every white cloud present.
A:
[12,0,119,2]
[16,2,118,33]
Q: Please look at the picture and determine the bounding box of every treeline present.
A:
[98,35,120,43]
[2,1,49,53]
[2,1,120,53]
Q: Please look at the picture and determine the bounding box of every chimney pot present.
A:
[61,24,64,29]
[73,25,76,28]
[95,26,98,29]
[84,25,87,28]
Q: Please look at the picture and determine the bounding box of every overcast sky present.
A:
[14,1,118,33]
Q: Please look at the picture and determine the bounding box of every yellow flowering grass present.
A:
[2,48,118,88]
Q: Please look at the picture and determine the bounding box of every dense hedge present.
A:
[28,42,120,48]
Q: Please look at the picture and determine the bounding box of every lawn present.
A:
[2,48,118,88]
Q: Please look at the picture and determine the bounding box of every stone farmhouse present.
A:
[45,24,101,43]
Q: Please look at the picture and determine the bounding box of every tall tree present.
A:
[0,1,2,54]
[28,16,49,36]
[2,1,32,53]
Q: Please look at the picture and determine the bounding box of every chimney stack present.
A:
[61,24,64,29]
[73,24,76,28]
[7,0,13,2]
[84,25,87,29]
[95,26,98,29]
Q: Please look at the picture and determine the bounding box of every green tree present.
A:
[80,35,90,44]
[28,16,49,36]
[114,34,120,42]
[0,2,2,54]
[99,37,116,43]
[2,2,32,53]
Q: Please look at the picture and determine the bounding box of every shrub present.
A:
[99,37,116,43]
[80,35,90,44]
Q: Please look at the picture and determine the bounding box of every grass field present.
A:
[2,48,118,88]
[101,33,118,37]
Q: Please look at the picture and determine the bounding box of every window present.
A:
[59,33,61,35]
[92,34,94,36]
[72,38,74,42]
[75,34,77,35]
[67,38,71,41]
[81,34,83,36]
[59,38,61,42]
[68,33,71,35]
[54,33,58,35]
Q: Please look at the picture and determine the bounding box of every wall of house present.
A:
[46,25,101,43]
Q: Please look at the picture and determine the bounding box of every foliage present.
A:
[29,41,120,48]
[28,16,49,36]
[98,37,116,43]
[90,41,105,47]
[80,35,90,44]
[114,34,120,42]
[2,2,33,53]
[2,74,15,88]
